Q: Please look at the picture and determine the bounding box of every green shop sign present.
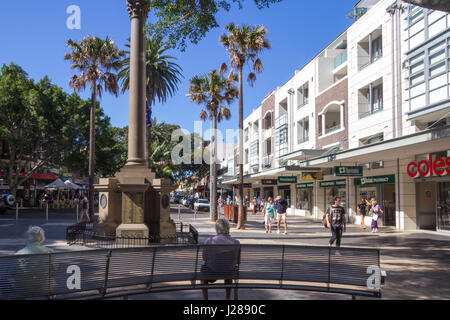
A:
[355,175,395,186]
[296,182,314,189]
[319,179,346,188]
[278,176,297,184]
[334,166,363,176]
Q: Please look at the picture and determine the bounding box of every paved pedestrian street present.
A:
[2,205,449,299]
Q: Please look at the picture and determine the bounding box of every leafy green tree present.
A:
[220,22,270,229]
[0,63,66,197]
[64,35,125,220]
[62,95,127,179]
[188,68,237,221]
[147,0,282,51]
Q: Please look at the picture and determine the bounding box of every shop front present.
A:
[262,179,277,199]
[320,179,347,211]
[408,151,450,232]
[295,182,314,216]
[354,175,396,227]
[278,176,296,207]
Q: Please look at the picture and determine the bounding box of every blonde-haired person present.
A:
[370,199,384,233]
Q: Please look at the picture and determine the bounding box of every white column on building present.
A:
[340,103,345,129]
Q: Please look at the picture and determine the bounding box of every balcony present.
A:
[325,124,341,134]
[275,114,288,129]
[262,155,273,169]
[297,136,309,145]
[298,98,309,109]
[334,50,348,69]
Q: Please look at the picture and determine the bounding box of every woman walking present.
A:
[370,199,384,233]
[358,198,368,230]
[264,197,275,233]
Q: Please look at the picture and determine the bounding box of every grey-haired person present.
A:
[16,226,54,255]
[201,218,240,300]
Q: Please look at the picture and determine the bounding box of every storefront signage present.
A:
[231,183,252,189]
[355,175,395,186]
[301,172,323,180]
[262,179,278,185]
[319,179,346,188]
[334,166,363,176]
[407,156,450,178]
[278,176,297,184]
[296,182,314,189]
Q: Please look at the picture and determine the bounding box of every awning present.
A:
[299,125,450,168]
[277,149,330,162]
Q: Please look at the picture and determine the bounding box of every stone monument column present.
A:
[94,0,176,242]
[126,0,149,167]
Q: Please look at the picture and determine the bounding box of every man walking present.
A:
[274,195,288,235]
[326,197,346,248]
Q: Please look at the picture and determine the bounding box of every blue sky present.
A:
[0,0,356,138]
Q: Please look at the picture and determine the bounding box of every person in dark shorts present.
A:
[326,197,346,248]
[358,198,368,230]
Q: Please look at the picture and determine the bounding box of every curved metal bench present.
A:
[0,244,386,300]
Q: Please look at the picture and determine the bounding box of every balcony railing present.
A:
[262,155,273,169]
[297,136,309,145]
[325,124,341,134]
[334,51,348,69]
[275,114,288,129]
[298,98,309,109]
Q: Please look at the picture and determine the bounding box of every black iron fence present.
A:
[66,222,198,248]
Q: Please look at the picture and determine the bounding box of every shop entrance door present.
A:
[416,181,437,230]
[437,182,450,232]
[382,184,396,227]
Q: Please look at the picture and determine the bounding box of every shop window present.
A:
[296,189,313,211]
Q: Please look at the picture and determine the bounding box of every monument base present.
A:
[116,223,149,246]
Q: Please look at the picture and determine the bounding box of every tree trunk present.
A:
[211,113,218,222]
[88,86,97,222]
[237,66,245,230]
[402,0,450,13]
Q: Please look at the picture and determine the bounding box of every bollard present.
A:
[76,204,79,223]
[16,202,18,221]
[46,202,49,221]
[194,207,197,220]
[178,205,181,221]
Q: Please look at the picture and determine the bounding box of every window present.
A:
[297,82,309,108]
[244,149,249,164]
[371,36,382,63]
[244,128,249,142]
[297,117,309,144]
[359,81,383,118]
[372,84,383,112]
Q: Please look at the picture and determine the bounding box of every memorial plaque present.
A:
[122,192,144,224]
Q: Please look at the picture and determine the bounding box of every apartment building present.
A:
[220,0,450,233]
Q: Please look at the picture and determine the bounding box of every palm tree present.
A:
[220,23,270,229]
[64,35,125,221]
[188,67,238,221]
[118,35,183,162]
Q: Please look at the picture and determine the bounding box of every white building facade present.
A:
[220,0,450,233]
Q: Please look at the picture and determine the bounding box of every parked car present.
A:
[0,193,15,214]
[194,199,210,212]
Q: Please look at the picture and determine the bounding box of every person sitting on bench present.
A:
[200,218,240,300]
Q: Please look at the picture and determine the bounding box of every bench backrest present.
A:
[0,244,380,299]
